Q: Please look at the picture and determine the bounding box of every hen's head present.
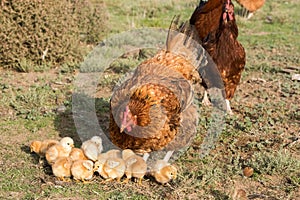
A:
[120,105,138,133]
[223,0,234,22]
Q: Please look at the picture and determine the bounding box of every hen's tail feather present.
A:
[166,15,206,70]
[166,15,226,106]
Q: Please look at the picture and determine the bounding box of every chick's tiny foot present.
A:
[137,178,143,186]
[101,178,113,184]
[122,178,130,184]
[59,177,71,182]
[82,180,91,184]
[116,177,122,183]
[74,179,81,183]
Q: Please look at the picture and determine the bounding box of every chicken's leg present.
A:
[142,153,150,162]
[163,151,174,162]
[246,12,254,19]
[225,99,233,115]
[202,90,212,106]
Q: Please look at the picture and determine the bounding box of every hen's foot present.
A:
[225,99,233,115]
[202,91,212,106]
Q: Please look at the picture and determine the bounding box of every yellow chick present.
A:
[81,136,103,161]
[122,149,147,185]
[51,157,73,182]
[150,160,177,184]
[71,159,94,183]
[105,149,122,158]
[93,149,122,180]
[102,157,126,182]
[45,137,74,165]
[30,139,59,156]
[94,153,109,179]
[69,148,88,162]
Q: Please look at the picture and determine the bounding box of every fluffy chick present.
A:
[52,157,73,182]
[105,149,122,158]
[45,137,74,165]
[30,139,59,156]
[71,159,94,183]
[122,149,147,184]
[102,157,126,182]
[150,160,177,184]
[94,153,109,179]
[69,148,88,162]
[81,136,103,161]
[93,149,122,181]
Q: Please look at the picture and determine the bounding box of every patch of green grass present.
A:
[104,0,196,33]
[248,150,300,176]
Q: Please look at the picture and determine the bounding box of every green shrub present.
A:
[0,0,108,71]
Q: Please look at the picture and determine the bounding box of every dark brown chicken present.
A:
[109,18,207,157]
[190,0,246,114]
[235,0,265,19]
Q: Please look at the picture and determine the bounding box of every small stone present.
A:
[56,105,66,113]
[243,166,254,177]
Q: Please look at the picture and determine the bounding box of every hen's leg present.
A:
[202,90,212,106]
[142,153,150,162]
[163,151,174,162]
[225,99,233,115]
[241,7,247,18]
[247,12,254,19]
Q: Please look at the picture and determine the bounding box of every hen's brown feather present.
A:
[110,20,204,154]
[203,19,245,100]
[110,54,196,153]
[190,0,223,41]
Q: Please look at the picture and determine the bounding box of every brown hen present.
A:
[109,18,210,160]
[235,0,265,19]
[190,0,246,114]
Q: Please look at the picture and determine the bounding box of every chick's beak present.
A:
[173,173,177,180]
[93,166,98,172]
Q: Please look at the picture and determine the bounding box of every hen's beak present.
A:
[120,126,125,133]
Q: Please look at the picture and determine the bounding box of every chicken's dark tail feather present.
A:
[166,15,207,71]
[167,15,226,109]
[166,15,224,90]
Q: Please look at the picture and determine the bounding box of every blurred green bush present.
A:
[0,0,108,71]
